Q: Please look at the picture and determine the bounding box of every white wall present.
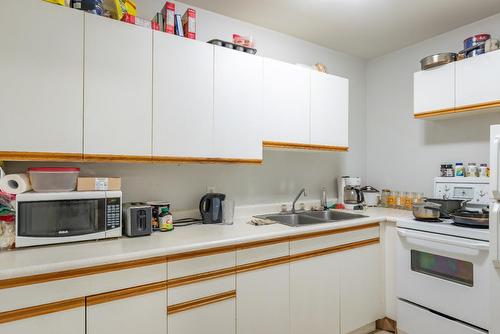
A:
[6,1,367,210]
[366,13,500,196]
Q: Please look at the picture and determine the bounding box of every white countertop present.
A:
[0,207,413,280]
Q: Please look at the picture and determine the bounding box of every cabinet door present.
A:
[0,306,84,334]
[237,265,289,334]
[84,14,152,157]
[310,72,349,147]
[414,63,455,114]
[168,297,235,334]
[153,32,214,158]
[87,289,167,334]
[340,244,383,334]
[0,1,83,154]
[262,58,310,144]
[213,47,263,160]
[456,49,500,107]
[290,254,341,334]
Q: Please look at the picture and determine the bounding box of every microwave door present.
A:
[18,199,106,238]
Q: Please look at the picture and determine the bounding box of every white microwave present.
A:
[15,191,122,248]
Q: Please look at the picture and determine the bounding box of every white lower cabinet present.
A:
[86,289,167,334]
[168,297,235,334]
[340,243,384,334]
[290,253,341,334]
[236,264,290,334]
[0,306,85,334]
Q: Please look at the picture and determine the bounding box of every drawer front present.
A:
[237,242,289,265]
[397,300,486,334]
[290,226,379,255]
[168,252,235,279]
[168,275,235,306]
[0,263,166,312]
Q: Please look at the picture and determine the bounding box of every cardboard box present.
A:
[161,2,175,34]
[77,177,121,191]
[182,8,196,39]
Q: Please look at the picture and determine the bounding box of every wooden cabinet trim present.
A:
[288,222,380,241]
[236,256,290,274]
[153,156,263,164]
[86,281,167,306]
[0,256,167,290]
[167,245,237,262]
[167,267,236,288]
[83,154,153,163]
[0,151,83,162]
[167,290,236,315]
[414,100,500,119]
[263,141,349,152]
[0,297,85,324]
[289,237,380,263]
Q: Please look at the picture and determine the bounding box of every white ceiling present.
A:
[138,0,500,58]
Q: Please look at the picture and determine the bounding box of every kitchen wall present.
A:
[6,1,367,209]
[366,13,500,196]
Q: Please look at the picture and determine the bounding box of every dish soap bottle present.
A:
[159,207,174,232]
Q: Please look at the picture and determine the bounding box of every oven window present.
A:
[411,250,473,287]
[18,199,105,237]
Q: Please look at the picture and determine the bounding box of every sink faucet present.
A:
[291,188,308,213]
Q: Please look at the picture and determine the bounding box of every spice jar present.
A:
[404,192,413,210]
[387,191,397,208]
[466,163,478,177]
[397,192,406,209]
[413,192,424,205]
[455,163,465,177]
[380,189,391,208]
[479,164,488,177]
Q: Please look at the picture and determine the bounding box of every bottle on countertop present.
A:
[455,163,465,177]
[466,163,478,177]
[159,207,174,232]
[479,163,489,177]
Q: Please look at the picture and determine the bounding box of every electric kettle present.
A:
[199,193,226,224]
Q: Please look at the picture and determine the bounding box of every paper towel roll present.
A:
[0,174,32,194]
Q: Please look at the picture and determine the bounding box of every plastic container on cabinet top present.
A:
[28,167,80,192]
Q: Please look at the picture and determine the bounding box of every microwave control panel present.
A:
[106,197,121,230]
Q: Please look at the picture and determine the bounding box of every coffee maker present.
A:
[337,176,363,210]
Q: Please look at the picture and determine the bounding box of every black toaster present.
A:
[122,203,152,237]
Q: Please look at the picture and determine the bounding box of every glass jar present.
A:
[413,192,423,205]
[466,163,478,177]
[387,191,397,208]
[397,192,406,209]
[479,164,488,177]
[380,189,391,208]
[404,192,413,210]
[455,163,465,177]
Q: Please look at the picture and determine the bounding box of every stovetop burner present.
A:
[414,218,443,223]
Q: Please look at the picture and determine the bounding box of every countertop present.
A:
[0,208,414,280]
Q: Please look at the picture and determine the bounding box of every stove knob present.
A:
[479,191,486,197]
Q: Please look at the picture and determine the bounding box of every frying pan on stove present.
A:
[450,209,489,228]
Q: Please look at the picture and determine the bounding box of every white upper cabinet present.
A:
[153,33,214,158]
[0,1,84,154]
[310,71,349,148]
[213,47,263,160]
[456,50,500,107]
[262,58,310,144]
[84,14,152,157]
[414,62,455,114]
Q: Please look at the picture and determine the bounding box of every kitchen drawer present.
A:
[168,251,236,279]
[237,242,289,265]
[168,275,235,305]
[290,226,379,255]
[0,262,166,312]
[397,300,486,334]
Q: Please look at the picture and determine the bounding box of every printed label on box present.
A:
[95,178,109,191]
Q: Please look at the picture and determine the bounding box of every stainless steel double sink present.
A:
[254,210,367,227]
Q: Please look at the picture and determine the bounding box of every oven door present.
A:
[396,227,489,330]
[16,196,106,247]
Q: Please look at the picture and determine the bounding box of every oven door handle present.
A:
[398,229,489,251]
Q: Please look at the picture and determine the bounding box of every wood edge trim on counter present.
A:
[86,281,167,306]
[0,151,83,162]
[263,141,349,152]
[289,238,380,263]
[167,290,236,315]
[0,297,85,324]
[0,256,167,290]
[167,267,236,288]
[236,256,290,274]
[235,236,291,250]
[153,156,263,165]
[288,222,380,241]
[83,154,153,163]
[414,100,500,119]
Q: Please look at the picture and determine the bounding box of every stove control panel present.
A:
[434,177,490,205]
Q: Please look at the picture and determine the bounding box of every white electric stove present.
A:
[396,217,490,334]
